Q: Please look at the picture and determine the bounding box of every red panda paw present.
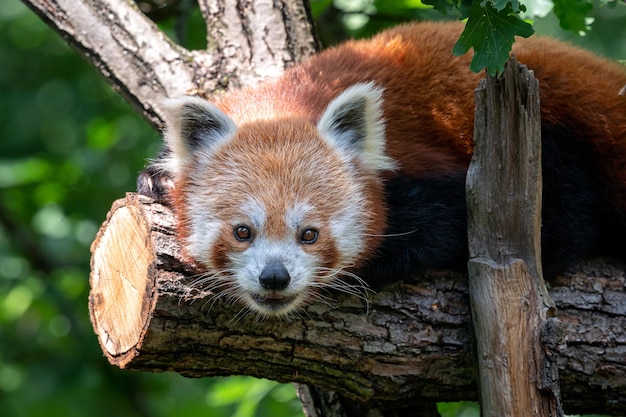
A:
[136,163,175,204]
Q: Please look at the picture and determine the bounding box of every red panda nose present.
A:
[259,261,291,291]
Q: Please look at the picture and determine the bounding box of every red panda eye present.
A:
[234,225,252,241]
[300,228,318,244]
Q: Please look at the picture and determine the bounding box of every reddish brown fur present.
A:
[214,21,626,214]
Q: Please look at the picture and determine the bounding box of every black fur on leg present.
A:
[136,147,174,204]
[539,126,607,275]
[359,173,469,290]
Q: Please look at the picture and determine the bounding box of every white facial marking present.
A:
[285,201,313,230]
[187,214,221,269]
[238,197,267,230]
[330,187,369,263]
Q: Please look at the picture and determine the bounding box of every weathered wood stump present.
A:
[466,57,563,416]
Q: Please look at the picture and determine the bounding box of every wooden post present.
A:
[466,56,565,416]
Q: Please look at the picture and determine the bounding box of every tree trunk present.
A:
[466,57,564,416]
[89,192,626,415]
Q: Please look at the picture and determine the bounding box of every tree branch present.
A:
[197,0,319,89]
[21,0,200,128]
[89,193,626,415]
[20,0,318,129]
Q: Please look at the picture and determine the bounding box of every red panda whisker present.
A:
[194,277,253,316]
[222,288,248,307]
[199,293,224,314]
[325,286,371,306]
[189,279,235,295]
[302,290,339,313]
[313,266,373,294]
[182,281,234,308]
[186,280,230,296]
[186,268,238,282]
[227,305,255,327]
[184,269,229,281]
[185,271,226,286]
[304,288,338,305]
[185,269,237,291]
[309,278,368,297]
[179,271,232,306]
[308,281,371,316]
[197,284,243,315]
[362,228,420,238]
[308,272,372,309]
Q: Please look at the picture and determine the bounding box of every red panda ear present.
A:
[317,82,397,172]
[161,96,237,172]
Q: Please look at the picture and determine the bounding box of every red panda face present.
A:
[162,83,396,317]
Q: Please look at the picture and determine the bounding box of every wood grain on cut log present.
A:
[89,193,626,414]
[466,57,563,416]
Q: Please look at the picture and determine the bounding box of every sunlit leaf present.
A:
[1,285,34,320]
[453,0,534,75]
[487,0,526,13]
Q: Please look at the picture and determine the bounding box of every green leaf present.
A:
[552,0,593,33]
[486,0,526,13]
[453,0,534,76]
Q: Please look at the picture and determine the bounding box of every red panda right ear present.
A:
[161,96,237,175]
[317,83,397,173]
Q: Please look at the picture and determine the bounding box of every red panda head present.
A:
[161,83,396,317]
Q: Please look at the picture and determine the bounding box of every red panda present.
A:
[138,21,626,317]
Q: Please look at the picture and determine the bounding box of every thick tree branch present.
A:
[89,193,626,415]
[21,0,318,129]
[197,0,319,89]
[21,0,199,128]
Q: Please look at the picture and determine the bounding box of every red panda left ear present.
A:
[317,82,397,172]
[161,96,238,177]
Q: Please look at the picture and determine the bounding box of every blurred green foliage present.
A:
[0,0,624,416]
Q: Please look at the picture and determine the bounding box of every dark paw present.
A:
[137,165,174,204]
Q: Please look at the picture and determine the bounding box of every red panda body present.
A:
[138,22,626,317]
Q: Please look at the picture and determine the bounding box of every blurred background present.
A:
[0,0,624,416]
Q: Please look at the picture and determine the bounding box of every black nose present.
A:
[259,261,291,291]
